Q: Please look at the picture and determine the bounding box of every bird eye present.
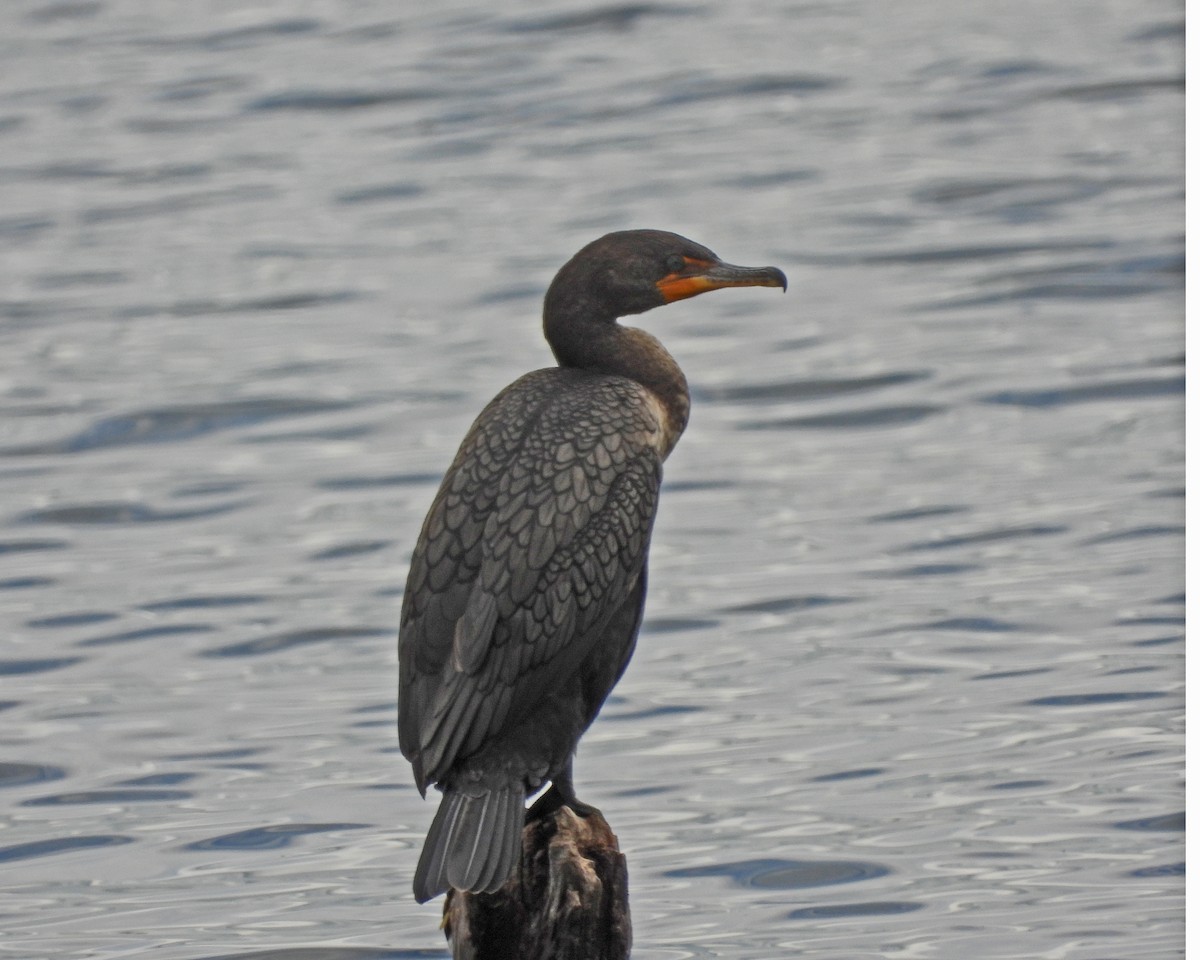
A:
[665,254,685,274]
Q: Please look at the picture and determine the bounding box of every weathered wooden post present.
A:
[441,802,631,960]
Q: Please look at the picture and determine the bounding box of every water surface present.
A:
[0,1,1181,958]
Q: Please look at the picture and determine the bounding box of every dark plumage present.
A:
[398,229,786,903]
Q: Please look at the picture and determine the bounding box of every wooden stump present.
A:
[441,803,631,960]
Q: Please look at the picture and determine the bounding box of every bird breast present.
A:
[639,385,686,459]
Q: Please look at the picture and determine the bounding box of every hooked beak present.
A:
[657,257,788,304]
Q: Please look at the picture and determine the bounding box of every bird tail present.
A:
[412,782,525,903]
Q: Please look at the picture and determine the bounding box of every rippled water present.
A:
[0,1,1182,958]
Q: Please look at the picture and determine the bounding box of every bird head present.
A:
[544,229,787,324]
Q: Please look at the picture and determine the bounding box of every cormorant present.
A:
[398,229,786,903]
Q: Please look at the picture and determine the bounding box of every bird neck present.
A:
[545,308,690,456]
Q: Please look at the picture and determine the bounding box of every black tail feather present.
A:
[412,783,525,903]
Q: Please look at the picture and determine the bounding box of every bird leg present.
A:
[525,759,600,822]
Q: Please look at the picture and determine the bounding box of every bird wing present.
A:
[397,369,664,790]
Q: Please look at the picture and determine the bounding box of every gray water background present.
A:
[0,1,1183,957]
